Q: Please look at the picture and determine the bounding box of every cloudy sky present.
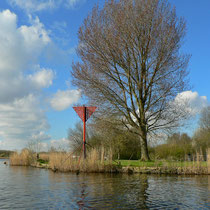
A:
[0,0,209,150]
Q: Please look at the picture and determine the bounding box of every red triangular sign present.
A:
[86,107,97,121]
[73,106,97,122]
[73,107,84,121]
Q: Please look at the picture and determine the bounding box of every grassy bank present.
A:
[9,148,210,175]
[117,160,210,175]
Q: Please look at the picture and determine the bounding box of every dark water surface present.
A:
[0,159,210,209]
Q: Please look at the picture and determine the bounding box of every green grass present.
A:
[113,160,208,168]
[38,157,208,169]
[114,160,162,167]
[37,159,49,164]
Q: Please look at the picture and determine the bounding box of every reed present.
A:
[48,152,77,172]
[152,150,209,175]
[207,148,210,174]
[39,153,50,162]
[48,148,117,173]
[10,149,35,166]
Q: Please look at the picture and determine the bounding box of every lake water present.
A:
[0,159,210,209]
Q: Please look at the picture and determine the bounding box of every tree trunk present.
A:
[140,130,150,161]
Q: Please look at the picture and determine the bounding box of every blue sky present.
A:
[170,0,210,97]
[0,0,209,150]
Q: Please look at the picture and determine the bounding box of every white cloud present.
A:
[21,16,50,47]
[23,137,70,152]
[8,0,84,12]
[174,91,208,115]
[50,138,69,151]
[0,67,54,104]
[28,67,55,88]
[0,11,50,75]
[0,10,53,150]
[128,91,208,135]
[0,10,52,103]
[9,0,57,12]
[65,0,82,8]
[31,131,51,142]
[0,95,49,150]
[50,90,81,111]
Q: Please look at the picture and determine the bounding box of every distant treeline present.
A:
[0,150,14,158]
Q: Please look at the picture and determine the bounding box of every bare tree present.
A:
[199,106,210,130]
[72,0,190,160]
[27,139,42,154]
[68,122,85,153]
[68,122,92,154]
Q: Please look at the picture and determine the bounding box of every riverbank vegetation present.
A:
[10,149,35,166]
[9,147,210,175]
[9,105,210,175]
[10,148,118,173]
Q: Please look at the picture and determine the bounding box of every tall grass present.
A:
[10,149,35,166]
[207,148,210,174]
[154,149,209,175]
[49,148,116,173]
[39,153,50,162]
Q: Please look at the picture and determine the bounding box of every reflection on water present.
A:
[0,159,210,209]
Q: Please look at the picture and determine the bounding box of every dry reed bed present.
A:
[10,149,36,166]
[9,148,210,174]
[10,148,117,173]
[49,149,117,173]
[157,151,210,175]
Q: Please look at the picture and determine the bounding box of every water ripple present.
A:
[0,160,209,209]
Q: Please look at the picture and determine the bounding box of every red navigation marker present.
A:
[73,106,97,159]
[73,106,97,122]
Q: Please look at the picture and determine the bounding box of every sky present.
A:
[0,0,209,150]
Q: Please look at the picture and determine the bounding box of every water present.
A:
[0,159,210,209]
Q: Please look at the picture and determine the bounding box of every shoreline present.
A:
[23,162,210,175]
[9,150,210,175]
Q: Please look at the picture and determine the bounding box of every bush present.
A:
[153,133,193,160]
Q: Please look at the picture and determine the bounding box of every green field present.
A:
[114,160,208,168]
